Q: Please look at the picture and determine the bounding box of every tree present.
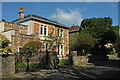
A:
[111,25,119,42]
[43,28,63,69]
[21,41,42,71]
[70,31,95,55]
[0,34,11,55]
[102,30,117,44]
[80,17,118,55]
[115,37,120,56]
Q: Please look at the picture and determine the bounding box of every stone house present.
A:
[0,8,69,59]
[69,24,80,42]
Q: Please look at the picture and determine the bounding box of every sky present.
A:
[2,2,118,27]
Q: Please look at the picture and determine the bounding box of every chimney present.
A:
[54,21,57,23]
[18,8,24,20]
[71,24,75,30]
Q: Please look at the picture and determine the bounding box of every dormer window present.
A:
[40,24,48,36]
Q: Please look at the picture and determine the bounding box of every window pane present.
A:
[44,27,46,35]
[58,45,59,55]
[57,29,59,37]
[61,45,63,55]
[40,25,43,35]
[44,26,47,36]
[61,30,63,37]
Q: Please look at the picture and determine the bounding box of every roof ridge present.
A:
[12,14,69,29]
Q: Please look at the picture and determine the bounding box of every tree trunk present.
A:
[26,56,29,71]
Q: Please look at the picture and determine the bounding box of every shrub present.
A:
[29,63,38,68]
[108,48,116,54]
[16,62,26,69]
[16,54,26,69]
[58,59,70,66]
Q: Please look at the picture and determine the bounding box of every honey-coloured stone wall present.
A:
[4,22,28,34]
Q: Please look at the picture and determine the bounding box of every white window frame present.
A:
[40,24,43,35]
[58,45,64,56]
[40,24,48,36]
[57,29,63,37]
[60,30,63,37]
[44,25,48,36]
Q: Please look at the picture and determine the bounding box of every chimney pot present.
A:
[18,8,24,20]
[71,24,75,30]
[54,21,57,23]
[20,8,23,12]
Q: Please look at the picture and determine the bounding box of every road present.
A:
[2,65,120,80]
[73,66,120,79]
[2,57,120,80]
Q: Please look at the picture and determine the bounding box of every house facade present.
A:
[69,24,80,41]
[0,8,69,59]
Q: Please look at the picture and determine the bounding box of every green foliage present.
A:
[81,17,112,29]
[16,62,27,69]
[80,17,118,55]
[115,37,120,52]
[29,63,38,68]
[70,31,95,55]
[21,41,42,71]
[0,34,11,54]
[58,59,70,66]
[42,28,64,68]
[21,41,42,54]
[16,54,27,69]
[108,48,116,54]
[102,30,117,44]
[81,17,114,44]
[43,28,63,51]
[111,25,119,38]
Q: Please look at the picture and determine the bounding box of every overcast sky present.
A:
[2,2,118,27]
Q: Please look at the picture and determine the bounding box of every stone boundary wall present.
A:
[71,51,89,66]
[0,54,15,78]
[88,55,108,63]
[71,51,119,66]
[107,54,118,60]
[0,55,2,79]
[19,52,46,65]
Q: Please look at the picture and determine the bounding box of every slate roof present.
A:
[1,19,28,27]
[12,14,69,29]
